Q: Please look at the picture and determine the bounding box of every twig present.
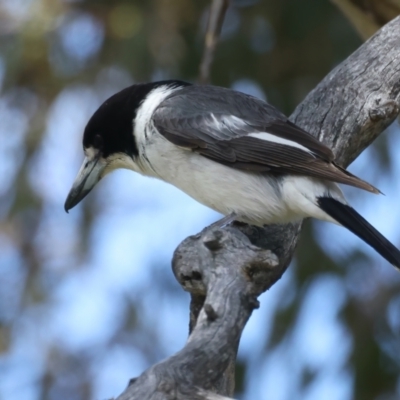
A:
[199,0,230,84]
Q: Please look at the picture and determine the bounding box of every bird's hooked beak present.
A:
[64,153,105,212]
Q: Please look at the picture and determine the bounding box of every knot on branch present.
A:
[172,226,278,297]
[204,303,219,321]
[203,230,224,251]
[369,99,399,122]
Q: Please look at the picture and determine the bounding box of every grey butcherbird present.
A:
[65,80,400,270]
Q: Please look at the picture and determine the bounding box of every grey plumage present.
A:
[153,85,378,193]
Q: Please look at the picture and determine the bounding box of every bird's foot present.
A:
[207,212,237,230]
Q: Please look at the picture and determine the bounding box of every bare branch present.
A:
[116,227,278,400]
[199,0,230,84]
[114,15,400,400]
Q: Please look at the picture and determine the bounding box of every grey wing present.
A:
[152,85,378,192]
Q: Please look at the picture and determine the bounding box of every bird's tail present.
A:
[317,196,400,270]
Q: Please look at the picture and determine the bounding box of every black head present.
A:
[83,80,191,158]
[83,84,148,158]
[65,80,191,212]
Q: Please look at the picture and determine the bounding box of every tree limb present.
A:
[116,227,278,400]
[115,15,400,400]
[199,0,230,84]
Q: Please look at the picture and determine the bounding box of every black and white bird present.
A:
[65,80,400,269]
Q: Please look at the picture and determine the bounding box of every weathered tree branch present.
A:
[199,0,230,84]
[116,228,278,400]
[115,16,400,400]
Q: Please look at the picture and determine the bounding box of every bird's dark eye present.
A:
[93,134,103,149]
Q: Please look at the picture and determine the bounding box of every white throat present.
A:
[134,84,183,149]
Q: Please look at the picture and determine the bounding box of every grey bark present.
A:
[115,16,400,400]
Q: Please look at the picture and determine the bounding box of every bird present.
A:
[64,80,400,270]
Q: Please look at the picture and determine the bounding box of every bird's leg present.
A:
[207,212,237,230]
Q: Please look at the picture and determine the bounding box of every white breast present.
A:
[141,133,289,225]
[130,84,340,226]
